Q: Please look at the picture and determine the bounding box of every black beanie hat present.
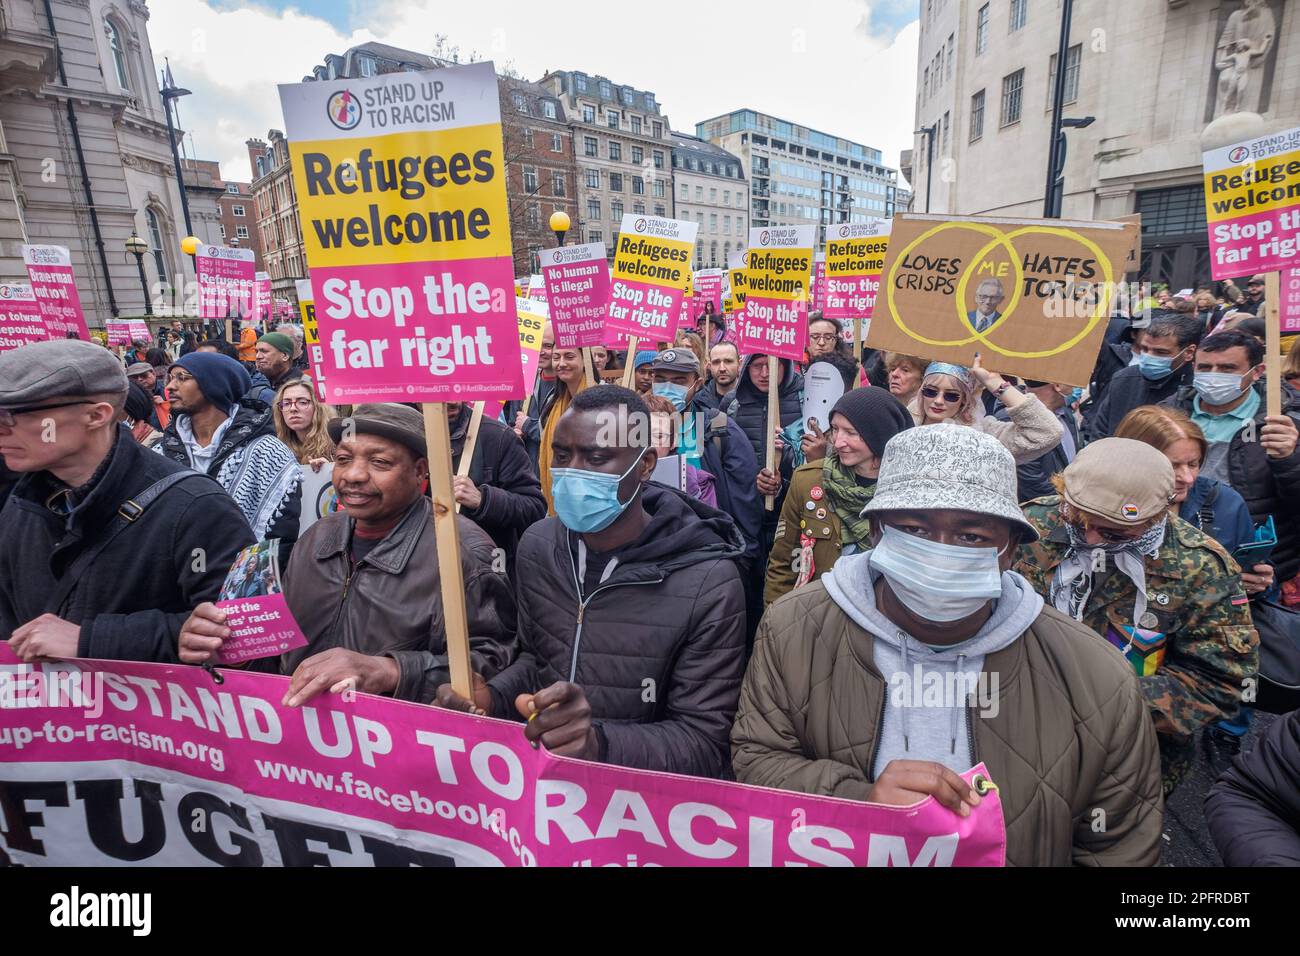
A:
[174,352,251,410]
[830,386,913,457]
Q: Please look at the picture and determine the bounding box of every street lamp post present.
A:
[914,124,938,213]
[549,210,571,247]
[160,74,195,242]
[1046,116,1096,218]
[1043,0,1076,217]
[125,233,152,316]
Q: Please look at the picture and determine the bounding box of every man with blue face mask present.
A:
[436,385,748,778]
[1087,311,1203,441]
[733,424,1164,866]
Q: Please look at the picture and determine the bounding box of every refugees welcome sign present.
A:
[0,650,1005,867]
[279,62,523,403]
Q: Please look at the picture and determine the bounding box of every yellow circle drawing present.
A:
[885,220,1115,360]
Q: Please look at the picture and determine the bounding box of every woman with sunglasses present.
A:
[272,380,337,470]
[911,358,1062,464]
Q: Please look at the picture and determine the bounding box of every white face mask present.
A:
[1193,370,1252,406]
[871,524,1006,623]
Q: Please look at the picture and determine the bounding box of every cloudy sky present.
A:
[148,0,919,187]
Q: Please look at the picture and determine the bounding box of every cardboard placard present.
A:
[864,213,1139,387]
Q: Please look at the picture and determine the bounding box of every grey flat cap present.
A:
[0,339,128,407]
[125,362,153,377]
[327,402,426,459]
[651,348,700,374]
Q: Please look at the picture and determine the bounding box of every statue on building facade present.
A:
[1212,0,1277,118]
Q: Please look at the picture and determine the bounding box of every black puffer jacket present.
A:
[450,407,545,568]
[1162,381,1300,581]
[0,427,255,661]
[722,354,804,466]
[1206,708,1300,865]
[1085,361,1194,442]
[488,483,748,777]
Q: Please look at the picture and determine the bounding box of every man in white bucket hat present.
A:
[732,423,1163,866]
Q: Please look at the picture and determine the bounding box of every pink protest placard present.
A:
[539,242,609,349]
[810,258,828,312]
[213,593,309,665]
[739,225,816,360]
[279,62,524,404]
[693,269,725,318]
[606,214,698,345]
[1282,266,1300,334]
[22,245,91,340]
[824,221,892,341]
[1203,125,1300,281]
[196,243,256,320]
[253,272,273,327]
[0,645,1007,867]
[0,283,49,352]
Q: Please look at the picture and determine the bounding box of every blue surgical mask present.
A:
[870,525,1006,623]
[1193,371,1249,406]
[652,382,689,412]
[551,451,646,534]
[1136,352,1177,381]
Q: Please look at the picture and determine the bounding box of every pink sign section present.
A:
[539,242,609,349]
[22,245,91,340]
[196,243,257,320]
[0,283,49,352]
[310,257,524,404]
[213,593,308,665]
[811,260,828,312]
[105,319,150,345]
[1282,266,1300,334]
[693,270,724,318]
[0,647,1007,867]
[253,273,273,327]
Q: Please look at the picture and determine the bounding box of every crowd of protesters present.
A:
[3,277,1300,867]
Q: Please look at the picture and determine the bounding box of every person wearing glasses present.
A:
[0,340,254,663]
[912,359,1062,464]
[1014,437,1258,794]
[967,278,1006,334]
[273,381,337,469]
[157,352,303,560]
[806,312,847,365]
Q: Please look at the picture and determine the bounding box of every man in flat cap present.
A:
[179,403,516,706]
[126,361,169,430]
[0,339,254,662]
[1015,437,1258,791]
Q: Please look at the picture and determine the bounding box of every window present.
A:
[1048,44,1083,106]
[106,20,130,89]
[522,128,534,148]
[523,166,538,192]
[609,173,623,192]
[923,66,930,100]
[219,224,226,239]
[585,168,601,188]
[946,34,954,81]
[975,4,989,55]
[512,92,528,113]
[653,180,665,198]
[359,55,376,77]
[236,225,249,239]
[226,183,241,195]
[633,202,645,215]
[653,150,664,169]
[584,136,598,157]
[652,122,662,138]
[1009,0,1027,32]
[543,100,557,120]
[631,116,642,134]
[1135,185,1207,238]
[552,133,563,152]
[654,205,666,217]
[709,213,717,232]
[526,206,540,229]
[611,201,623,221]
[632,176,644,195]
[724,214,731,234]
[599,80,612,98]
[553,173,565,196]
[256,157,265,178]
[1000,69,1024,126]
[696,186,704,201]
[631,146,643,164]
[587,198,601,220]
[582,105,595,123]
[232,204,246,217]
[609,141,621,161]
[969,89,986,142]
[942,112,950,152]
[588,230,602,245]
[607,110,620,129]
[680,183,689,200]
[575,75,588,93]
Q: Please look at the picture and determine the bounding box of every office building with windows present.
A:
[695,109,900,248]
[669,132,748,270]
[907,0,1299,287]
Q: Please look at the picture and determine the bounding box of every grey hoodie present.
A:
[821,549,1044,776]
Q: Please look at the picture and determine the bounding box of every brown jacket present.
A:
[282,497,517,703]
[732,582,1164,866]
[764,461,848,606]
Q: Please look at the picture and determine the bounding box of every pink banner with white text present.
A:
[23,245,91,340]
[0,283,49,352]
[539,242,608,349]
[196,244,256,321]
[0,649,1006,867]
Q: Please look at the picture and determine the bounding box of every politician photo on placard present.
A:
[967,277,1007,334]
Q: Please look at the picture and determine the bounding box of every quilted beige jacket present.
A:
[732,581,1164,866]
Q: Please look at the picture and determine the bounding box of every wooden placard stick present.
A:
[453,400,486,515]
[582,347,596,387]
[765,354,778,511]
[853,316,864,382]
[621,335,640,387]
[422,403,474,700]
[1265,271,1282,419]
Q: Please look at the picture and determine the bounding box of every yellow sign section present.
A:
[290,124,511,267]
[1203,147,1300,223]
[610,235,694,289]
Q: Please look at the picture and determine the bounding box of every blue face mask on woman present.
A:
[551,450,646,533]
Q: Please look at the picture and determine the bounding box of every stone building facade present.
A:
[908,0,1298,287]
[669,132,748,270]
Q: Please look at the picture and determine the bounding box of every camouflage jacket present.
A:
[1015,498,1259,750]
